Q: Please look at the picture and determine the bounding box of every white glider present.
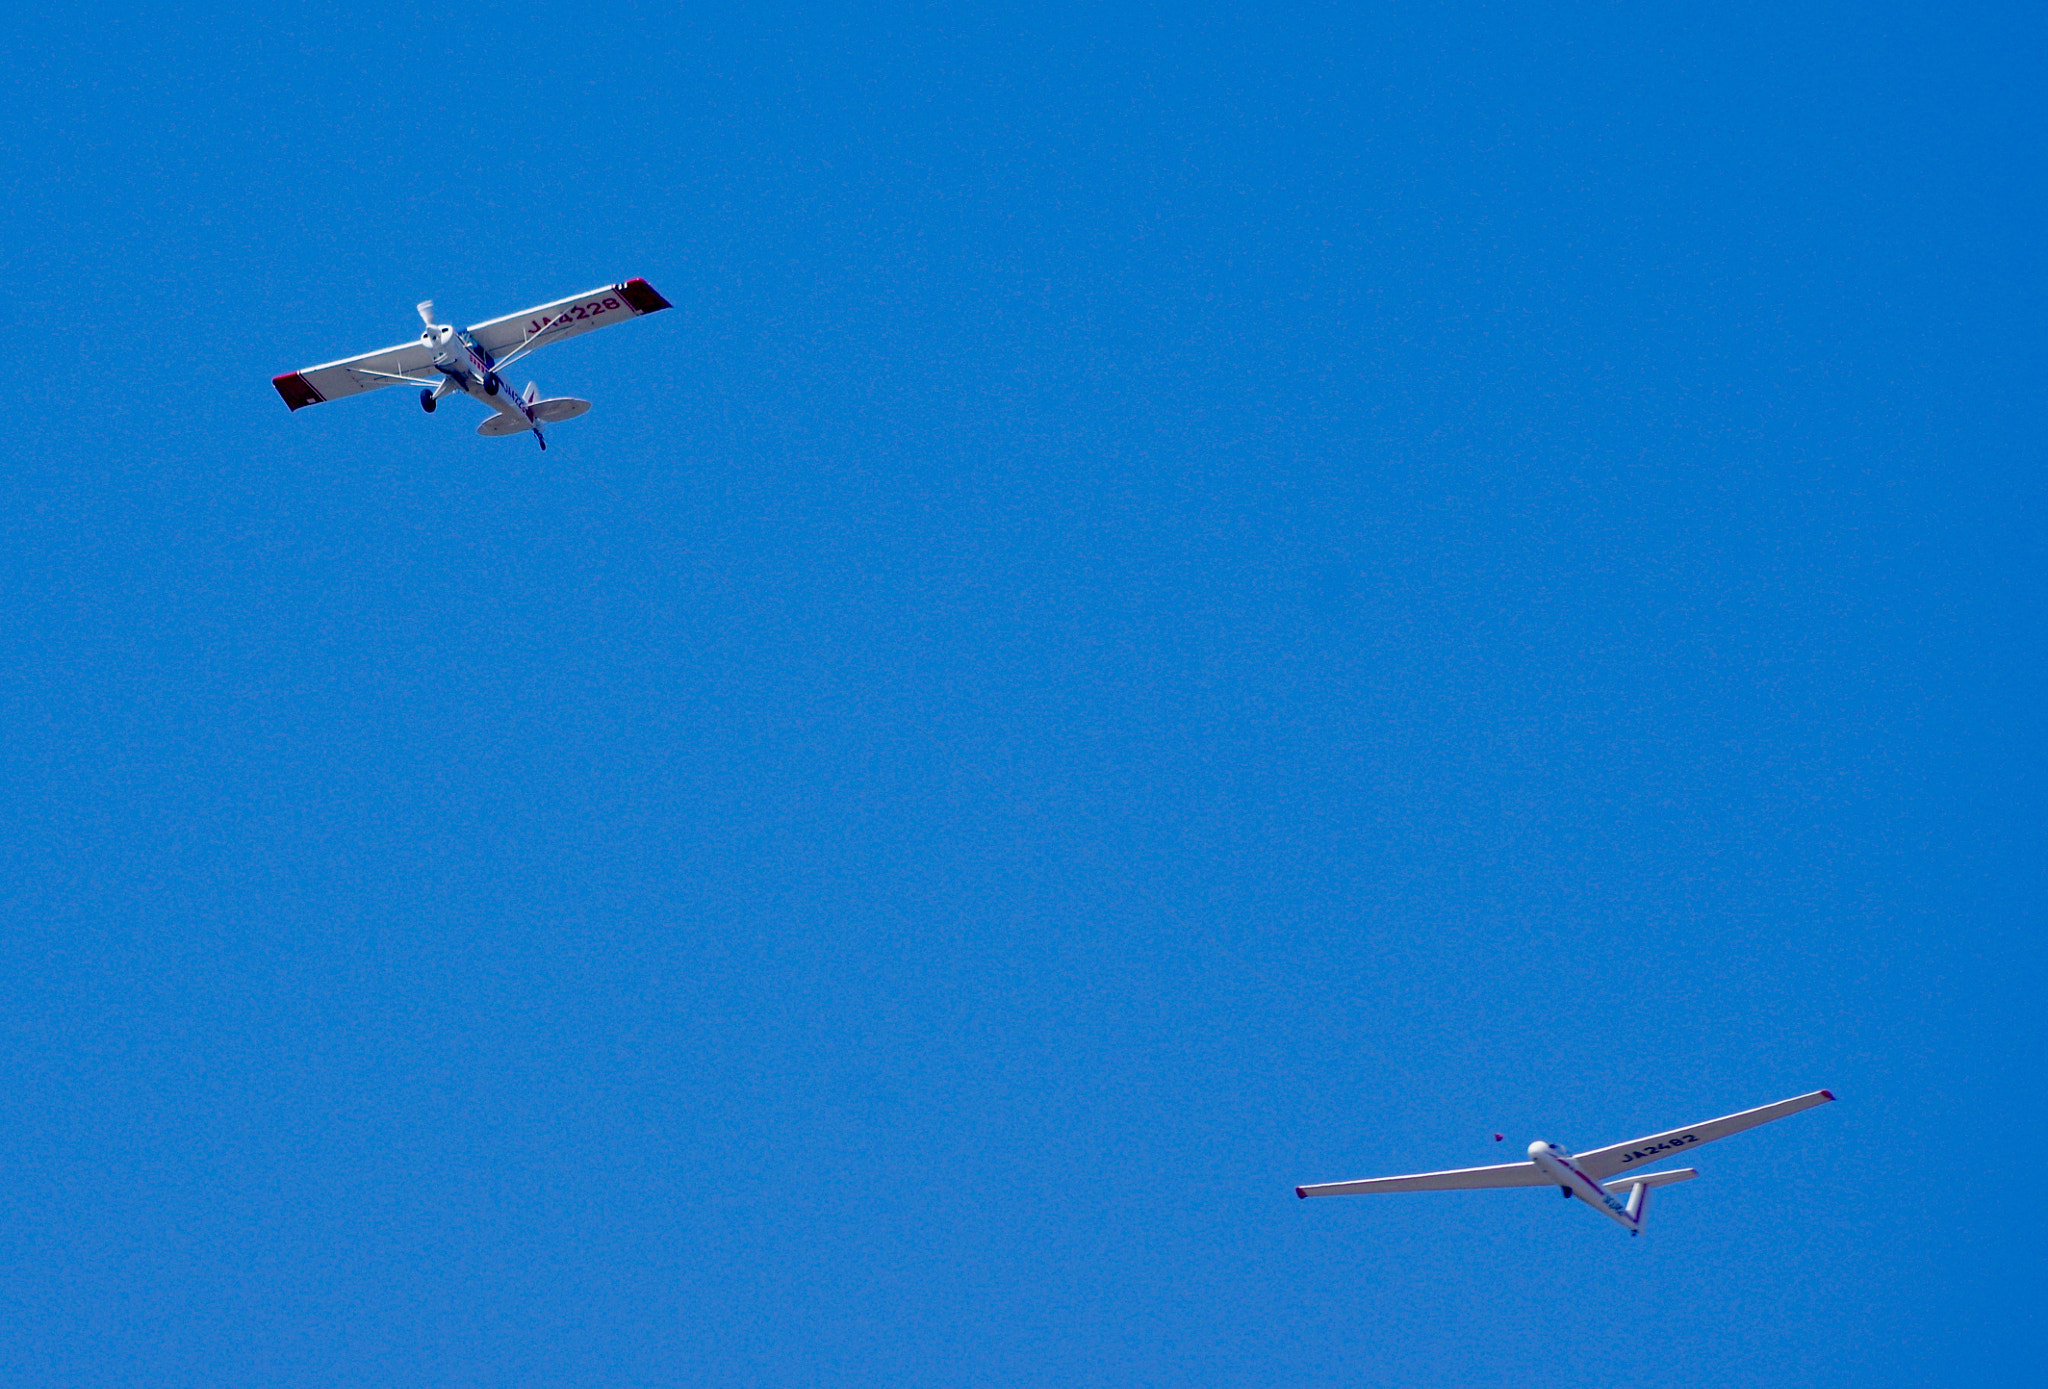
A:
[1296,1089,1835,1235]
[272,279,673,449]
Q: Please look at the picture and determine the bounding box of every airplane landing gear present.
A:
[420,388,437,413]
[483,372,502,397]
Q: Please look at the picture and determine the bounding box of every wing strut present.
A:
[347,366,442,388]
[486,308,574,374]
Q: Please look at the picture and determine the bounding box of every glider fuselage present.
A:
[1529,1141,1641,1230]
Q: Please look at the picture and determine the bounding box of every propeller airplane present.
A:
[1297,1089,1835,1235]
[272,279,673,449]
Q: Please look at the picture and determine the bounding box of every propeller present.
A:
[417,299,437,328]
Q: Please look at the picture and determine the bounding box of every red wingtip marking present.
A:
[1821,1089,1835,1101]
[615,277,673,314]
[1295,1187,1308,1199]
[272,371,323,411]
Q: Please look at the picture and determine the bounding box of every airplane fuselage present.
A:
[1529,1140,1642,1231]
[422,322,539,434]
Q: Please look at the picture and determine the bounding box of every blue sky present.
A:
[0,3,2040,1385]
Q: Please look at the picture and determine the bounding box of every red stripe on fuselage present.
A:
[1545,1150,1637,1225]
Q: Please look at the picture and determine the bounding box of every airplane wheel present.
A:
[483,372,501,397]
[420,389,437,413]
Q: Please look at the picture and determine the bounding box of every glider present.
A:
[1296,1089,1834,1235]
[271,280,673,449]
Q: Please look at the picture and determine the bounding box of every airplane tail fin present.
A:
[522,381,539,408]
[1604,1167,1697,1234]
[1624,1181,1650,1232]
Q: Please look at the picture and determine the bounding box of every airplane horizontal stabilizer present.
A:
[1602,1166,1697,1192]
[531,397,591,423]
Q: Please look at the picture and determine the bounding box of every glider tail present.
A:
[1623,1181,1650,1232]
[1603,1167,1698,1235]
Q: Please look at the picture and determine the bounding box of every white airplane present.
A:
[1296,1089,1834,1235]
[272,279,673,449]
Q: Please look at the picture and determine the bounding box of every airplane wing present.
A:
[1296,1160,1551,1199]
[273,339,435,411]
[1572,1089,1835,1181]
[464,278,673,360]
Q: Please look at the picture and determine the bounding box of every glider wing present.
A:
[273,339,435,411]
[1573,1089,1835,1182]
[464,278,673,359]
[1296,1160,1549,1199]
